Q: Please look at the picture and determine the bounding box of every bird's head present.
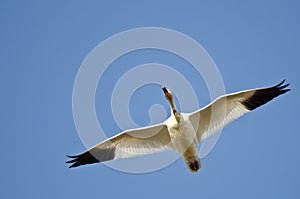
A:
[162,86,174,103]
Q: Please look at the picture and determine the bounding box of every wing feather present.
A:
[66,123,171,168]
[189,80,290,142]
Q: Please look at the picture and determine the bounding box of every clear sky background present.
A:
[1,0,300,198]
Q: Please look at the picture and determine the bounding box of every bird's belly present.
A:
[169,120,198,155]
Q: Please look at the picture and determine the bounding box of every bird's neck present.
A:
[169,99,182,123]
[172,109,182,124]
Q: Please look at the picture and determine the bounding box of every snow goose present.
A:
[67,80,290,172]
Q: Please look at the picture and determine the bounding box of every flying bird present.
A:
[66,80,290,172]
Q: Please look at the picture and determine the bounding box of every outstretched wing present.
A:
[66,123,172,168]
[189,80,290,143]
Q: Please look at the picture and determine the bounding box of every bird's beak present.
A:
[162,86,168,94]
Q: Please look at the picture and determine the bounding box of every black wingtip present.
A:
[65,154,79,167]
[68,164,77,169]
[66,148,116,169]
[66,154,86,168]
[272,79,290,90]
[274,79,285,87]
[242,80,290,111]
[66,154,78,159]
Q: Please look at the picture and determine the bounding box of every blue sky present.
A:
[1,0,300,198]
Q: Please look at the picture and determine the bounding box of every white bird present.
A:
[67,80,290,172]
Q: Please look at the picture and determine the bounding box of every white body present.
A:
[165,113,200,172]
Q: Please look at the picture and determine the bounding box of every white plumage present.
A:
[67,80,290,172]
